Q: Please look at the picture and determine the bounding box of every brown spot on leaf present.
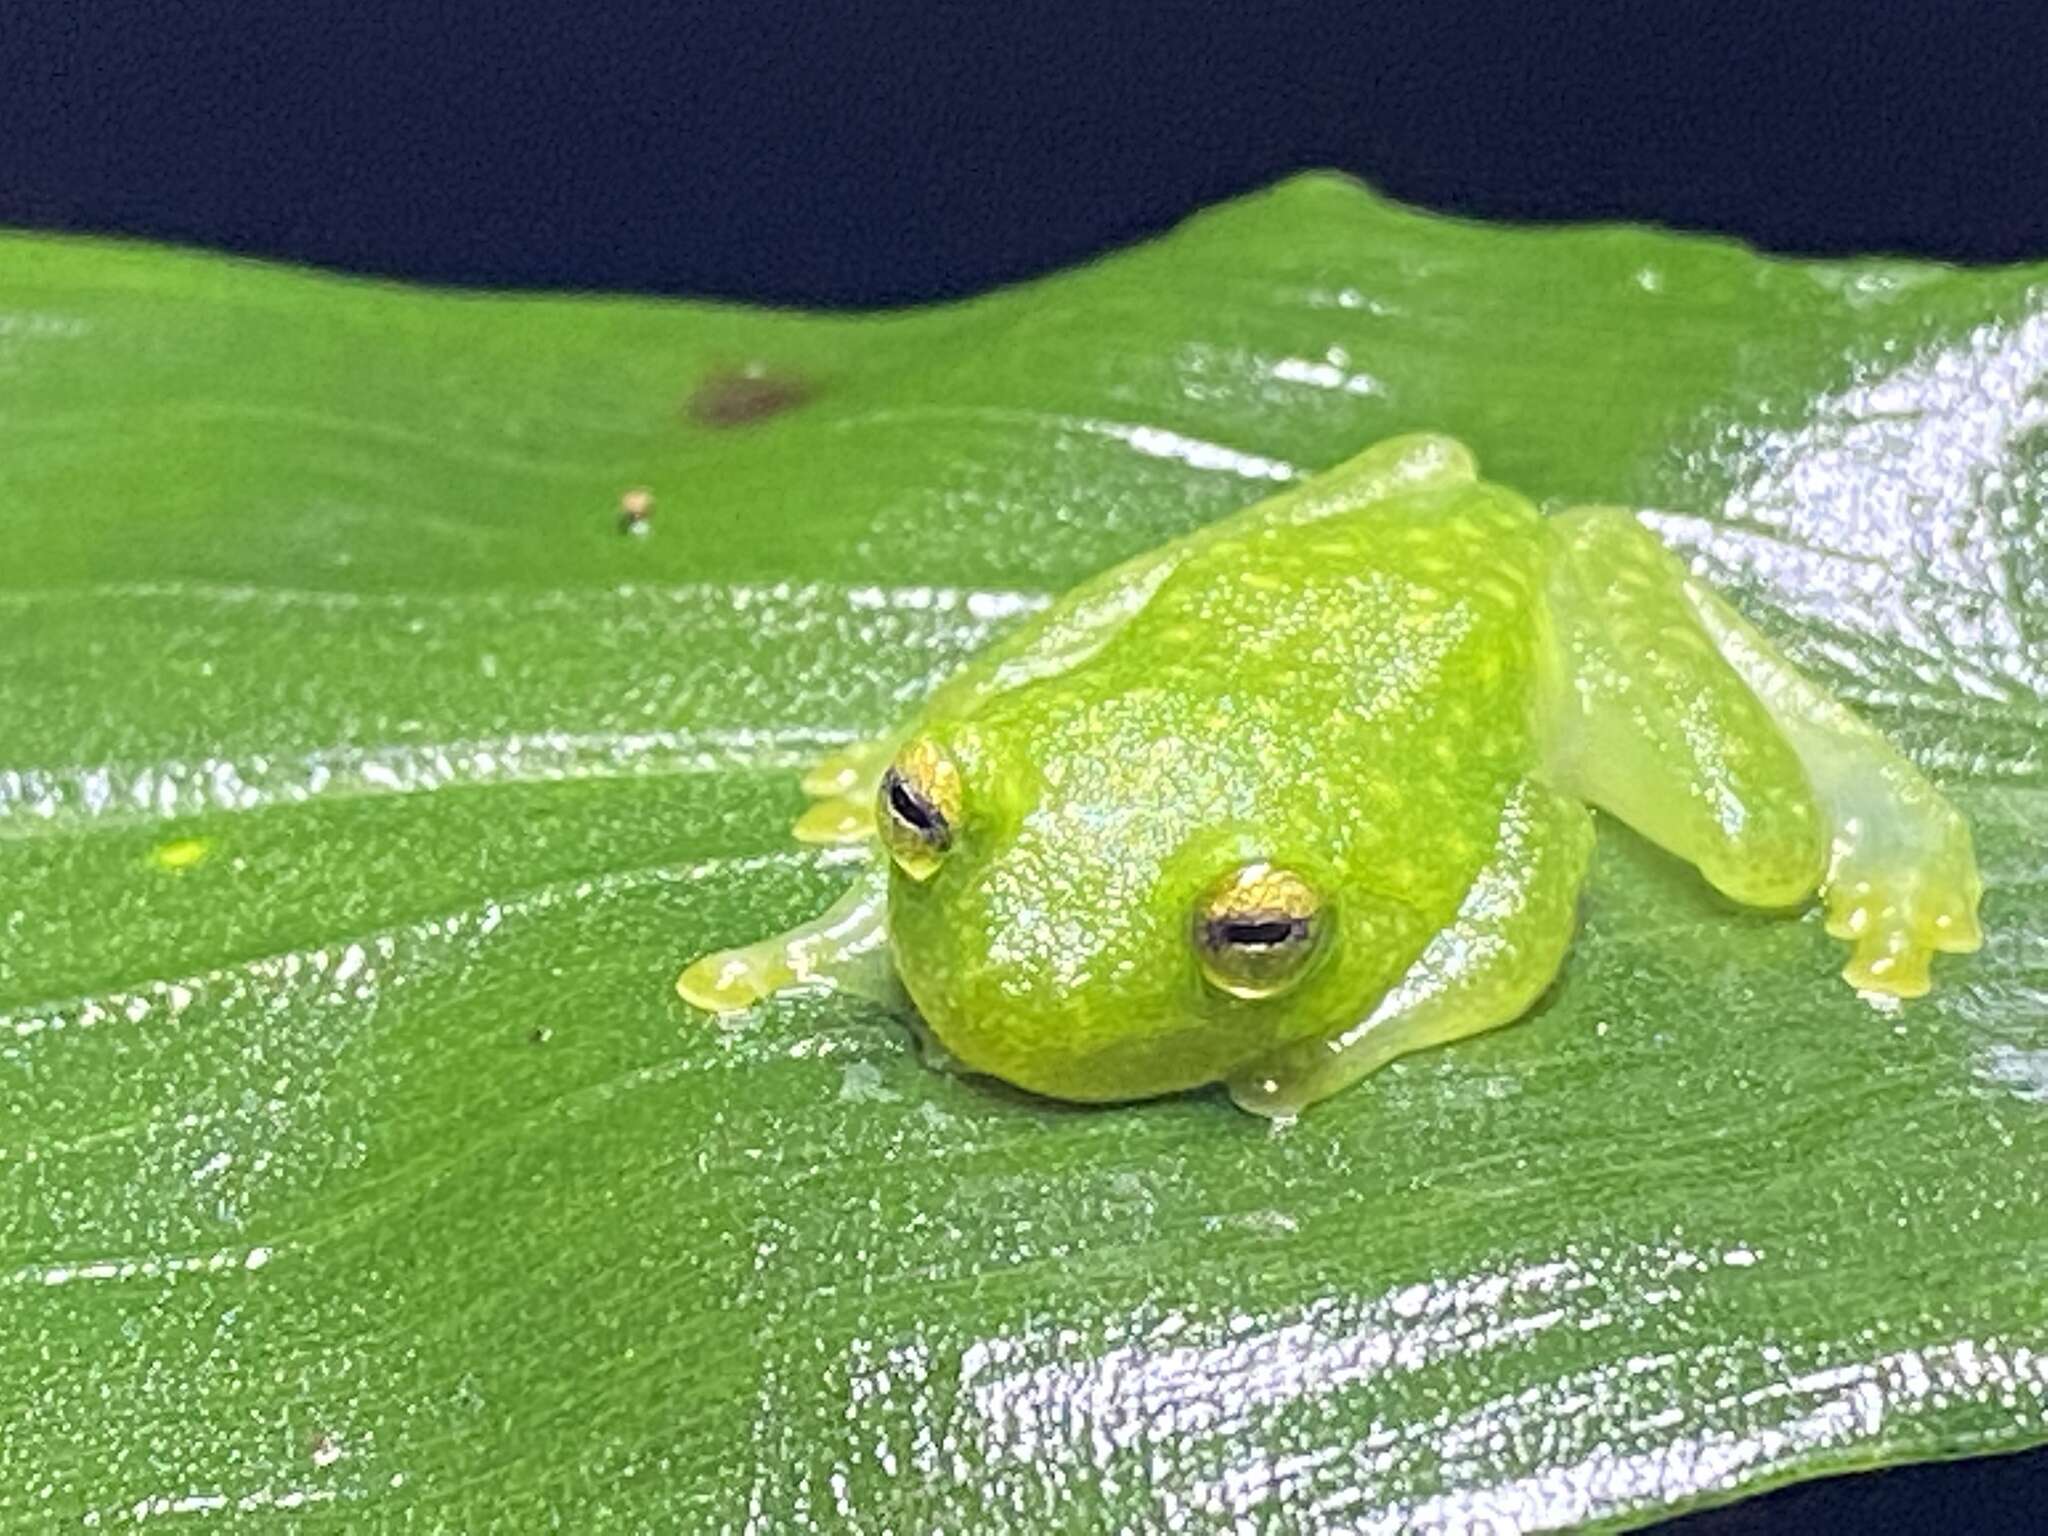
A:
[686,365,815,428]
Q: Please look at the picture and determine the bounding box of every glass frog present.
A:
[678,434,1982,1117]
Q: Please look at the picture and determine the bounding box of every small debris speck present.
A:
[618,487,655,536]
[528,1026,553,1046]
[148,837,212,873]
[838,1060,900,1103]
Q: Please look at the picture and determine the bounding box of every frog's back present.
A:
[1075,480,1557,918]
[1105,479,1552,732]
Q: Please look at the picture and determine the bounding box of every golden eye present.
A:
[1193,862,1327,999]
[878,739,962,881]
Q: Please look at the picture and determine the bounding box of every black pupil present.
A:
[1215,916,1304,949]
[888,774,944,837]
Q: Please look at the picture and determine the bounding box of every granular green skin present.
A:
[683,433,1981,1115]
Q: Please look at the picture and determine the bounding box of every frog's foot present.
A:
[800,739,890,799]
[677,939,795,1013]
[1659,547,1987,999]
[676,857,898,1013]
[1821,799,1984,999]
[791,794,877,845]
[1548,506,1986,999]
[791,739,891,846]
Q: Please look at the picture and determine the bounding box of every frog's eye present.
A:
[878,739,963,882]
[1193,862,1327,999]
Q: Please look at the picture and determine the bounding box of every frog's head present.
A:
[874,712,1429,1103]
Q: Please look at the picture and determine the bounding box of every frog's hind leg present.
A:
[1548,507,1981,997]
[1229,780,1594,1118]
[1546,507,1828,911]
[1673,545,1983,995]
[790,738,892,845]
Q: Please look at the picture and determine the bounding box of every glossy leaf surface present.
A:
[4,177,2046,1530]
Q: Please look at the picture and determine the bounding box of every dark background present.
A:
[7,1,2047,1529]
[8,2,2048,303]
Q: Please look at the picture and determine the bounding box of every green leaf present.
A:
[4,175,2046,1532]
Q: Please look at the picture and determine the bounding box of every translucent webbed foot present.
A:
[677,943,790,1013]
[799,740,890,799]
[791,796,876,844]
[675,858,898,1014]
[1599,515,1997,1002]
[1822,809,1984,999]
[791,739,890,845]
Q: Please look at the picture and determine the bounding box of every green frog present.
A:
[677,435,1982,1116]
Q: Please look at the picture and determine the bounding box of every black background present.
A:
[9,2,2048,302]
[7,2,2047,1529]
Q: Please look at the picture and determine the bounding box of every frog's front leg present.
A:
[1548,507,1982,997]
[1229,780,1594,1118]
[675,855,900,1012]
